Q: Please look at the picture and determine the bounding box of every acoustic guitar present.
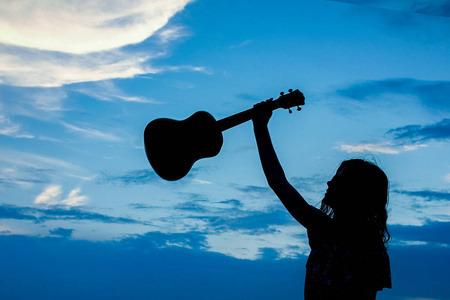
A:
[144,89,305,181]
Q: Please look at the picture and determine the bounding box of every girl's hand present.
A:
[252,100,273,128]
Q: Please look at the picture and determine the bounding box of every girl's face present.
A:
[323,166,351,210]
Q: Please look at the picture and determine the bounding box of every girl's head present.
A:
[321,159,390,244]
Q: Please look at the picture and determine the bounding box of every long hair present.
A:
[320,159,391,247]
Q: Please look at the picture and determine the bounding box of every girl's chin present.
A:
[322,194,335,208]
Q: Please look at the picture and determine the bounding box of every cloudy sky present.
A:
[0,0,449,299]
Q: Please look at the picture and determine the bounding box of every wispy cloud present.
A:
[0,149,83,187]
[0,112,34,139]
[163,65,213,74]
[72,81,160,104]
[390,188,450,225]
[98,169,161,185]
[445,174,450,183]
[0,99,35,138]
[0,204,139,224]
[233,184,274,197]
[156,26,189,44]
[289,174,329,193]
[128,186,305,260]
[61,122,120,142]
[337,78,450,111]
[28,88,68,112]
[129,185,295,237]
[390,221,450,246]
[335,79,450,154]
[0,45,159,87]
[205,226,308,260]
[98,168,203,185]
[219,199,244,208]
[394,189,450,201]
[192,179,213,185]
[337,114,449,156]
[0,0,193,87]
[329,0,450,18]
[234,93,261,102]
[205,209,295,234]
[230,40,253,49]
[339,142,427,154]
[122,231,208,251]
[41,207,139,224]
[49,227,74,238]
[387,118,450,144]
[0,173,47,188]
[0,86,69,126]
[0,205,39,222]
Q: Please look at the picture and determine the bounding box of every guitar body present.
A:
[144,89,304,181]
[144,111,223,181]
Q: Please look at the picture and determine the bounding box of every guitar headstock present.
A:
[275,89,305,113]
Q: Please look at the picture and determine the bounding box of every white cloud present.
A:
[0,0,193,54]
[0,0,194,87]
[116,95,156,103]
[340,143,399,154]
[0,46,160,87]
[192,179,212,185]
[35,185,63,205]
[35,185,88,206]
[339,142,427,154]
[62,187,88,206]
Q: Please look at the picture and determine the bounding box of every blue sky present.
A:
[0,0,449,299]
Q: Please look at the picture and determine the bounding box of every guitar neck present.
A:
[216,101,279,132]
[216,89,304,132]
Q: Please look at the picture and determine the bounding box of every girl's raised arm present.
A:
[252,103,330,231]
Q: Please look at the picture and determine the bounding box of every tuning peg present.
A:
[280,91,284,96]
[289,89,293,93]
[288,108,292,114]
[297,106,301,111]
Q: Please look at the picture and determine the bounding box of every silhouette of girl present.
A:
[252,102,391,299]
